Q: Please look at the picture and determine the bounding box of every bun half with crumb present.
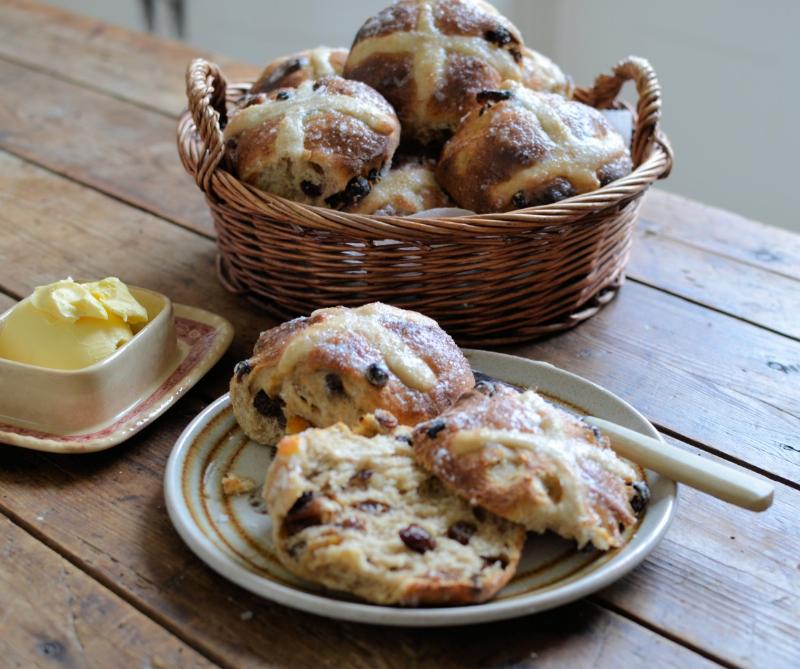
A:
[436,80,632,213]
[264,422,525,605]
[224,76,400,209]
[230,302,474,445]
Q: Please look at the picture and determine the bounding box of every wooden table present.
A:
[0,2,798,667]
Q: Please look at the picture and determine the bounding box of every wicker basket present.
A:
[177,56,672,345]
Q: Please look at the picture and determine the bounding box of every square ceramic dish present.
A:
[0,287,233,453]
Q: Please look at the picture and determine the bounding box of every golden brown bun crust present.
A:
[412,382,649,550]
[436,82,632,213]
[224,76,400,209]
[347,162,453,215]
[250,47,348,95]
[230,303,475,443]
[521,47,573,98]
[344,0,529,145]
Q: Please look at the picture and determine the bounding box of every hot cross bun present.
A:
[224,76,400,209]
[347,161,453,215]
[343,0,570,145]
[436,81,632,213]
[412,382,650,550]
[250,47,348,96]
[264,423,525,605]
[229,302,474,445]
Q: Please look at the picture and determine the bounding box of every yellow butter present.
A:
[0,277,149,370]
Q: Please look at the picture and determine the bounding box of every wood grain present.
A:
[518,280,800,485]
[0,399,719,669]
[629,226,800,339]
[0,151,270,364]
[598,438,800,668]
[0,515,216,669]
[642,190,800,280]
[0,58,214,237]
[0,0,258,116]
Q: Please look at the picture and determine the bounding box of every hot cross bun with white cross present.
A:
[224,76,401,209]
[229,302,475,445]
[412,381,650,550]
[249,47,349,96]
[436,81,632,213]
[343,0,570,145]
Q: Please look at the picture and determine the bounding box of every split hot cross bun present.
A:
[264,423,525,605]
[412,382,650,550]
[343,0,570,145]
[436,81,632,213]
[230,303,475,445]
[250,47,348,96]
[224,76,401,209]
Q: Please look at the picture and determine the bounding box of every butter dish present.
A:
[0,287,233,453]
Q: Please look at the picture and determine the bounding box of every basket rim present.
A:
[177,56,673,237]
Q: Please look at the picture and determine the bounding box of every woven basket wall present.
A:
[177,56,672,346]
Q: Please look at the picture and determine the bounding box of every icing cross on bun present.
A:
[344,0,569,145]
[264,423,525,605]
[250,47,349,96]
[229,302,475,445]
[412,382,650,550]
[224,76,400,209]
[436,80,633,213]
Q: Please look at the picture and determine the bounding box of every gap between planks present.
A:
[588,596,737,669]
[0,502,237,669]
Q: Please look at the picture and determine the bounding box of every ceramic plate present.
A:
[164,350,677,626]
[0,304,233,453]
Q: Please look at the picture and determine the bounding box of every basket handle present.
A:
[580,56,673,177]
[186,58,229,189]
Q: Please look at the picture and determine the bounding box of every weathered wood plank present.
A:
[0,151,271,364]
[0,400,719,669]
[629,226,800,340]
[0,58,214,237]
[0,515,216,668]
[0,0,258,116]
[518,280,800,485]
[598,438,800,668]
[642,190,800,280]
[1,151,798,485]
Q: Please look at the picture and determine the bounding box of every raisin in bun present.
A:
[344,0,533,145]
[412,382,650,550]
[224,76,400,209]
[264,423,525,605]
[436,81,632,213]
[347,161,452,215]
[230,303,474,445]
[250,47,348,96]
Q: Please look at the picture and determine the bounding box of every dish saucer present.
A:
[0,303,233,453]
[164,350,677,626]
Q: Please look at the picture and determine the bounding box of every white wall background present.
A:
[47,0,798,232]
